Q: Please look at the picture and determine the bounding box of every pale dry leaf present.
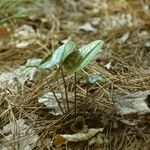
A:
[53,128,103,147]
[14,25,35,39]
[117,32,130,44]
[13,24,46,48]
[138,31,149,40]
[89,133,109,146]
[1,119,39,150]
[0,59,42,93]
[115,90,150,116]
[38,91,74,115]
[101,13,134,29]
[79,23,95,32]
[145,41,150,47]
[105,61,112,70]
[16,40,34,48]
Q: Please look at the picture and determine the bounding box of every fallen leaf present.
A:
[89,133,109,146]
[0,59,42,93]
[79,23,95,32]
[1,119,39,150]
[53,135,68,147]
[14,25,35,39]
[38,91,74,115]
[105,61,112,70]
[145,41,150,47]
[117,32,130,44]
[86,74,105,84]
[53,128,103,147]
[101,13,133,29]
[115,90,150,116]
[13,24,46,48]
[0,27,10,37]
[16,40,34,48]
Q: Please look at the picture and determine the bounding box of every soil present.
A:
[0,0,150,150]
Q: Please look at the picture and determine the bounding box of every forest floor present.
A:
[0,0,150,149]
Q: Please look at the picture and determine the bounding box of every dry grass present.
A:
[0,0,150,149]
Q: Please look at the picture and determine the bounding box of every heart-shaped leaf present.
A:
[39,41,75,69]
[62,50,81,71]
[75,40,103,72]
[63,40,103,72]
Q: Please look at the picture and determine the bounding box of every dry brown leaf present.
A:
[53,128,103,147]
[53,134,68,147]
[0,27,10,37]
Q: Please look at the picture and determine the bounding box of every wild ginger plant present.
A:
[25,40,104,115]
[62,40,103,114]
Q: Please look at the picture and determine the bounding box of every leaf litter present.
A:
[0,59,41,93]
[38,91,74,116]
[79,23,95,32]
[0,119,39,150]
[0,0,150,149]
[115,90,150,116]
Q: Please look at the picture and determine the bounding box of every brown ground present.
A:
[0,0,150,149]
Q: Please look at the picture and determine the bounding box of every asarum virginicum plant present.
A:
[25,40,104,115]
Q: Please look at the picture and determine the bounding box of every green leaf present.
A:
[87,74,106,84]
[62,50,81,71]
[75,40,103,72]
[39,41,75,70]
[63,40,103,72]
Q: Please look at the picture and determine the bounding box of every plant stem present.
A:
[84,83,89,114]
[45,76,65,115]
[74,72,77,115]
[60,67,70,112]
[57,79,67,113]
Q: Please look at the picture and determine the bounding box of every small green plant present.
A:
[25,40,104,115]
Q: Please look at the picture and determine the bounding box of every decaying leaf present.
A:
[0,59,42,93]
[100,13,133,29]
[38,91,74,115]
[14,25,36,48]
[87,74,105,84]
[53,128,103,147]
[0,26,10,37]
[145,41,150,47]
[117,32,130,44]
[0,119,39,150]
[79,23,95,32]
[16,40,34,48]
[115,90,150,116]
[53,134,68,147]
[13,24,46,48]
[14,25,35,39]
[105,61,112,70]
[89,133,109,146]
